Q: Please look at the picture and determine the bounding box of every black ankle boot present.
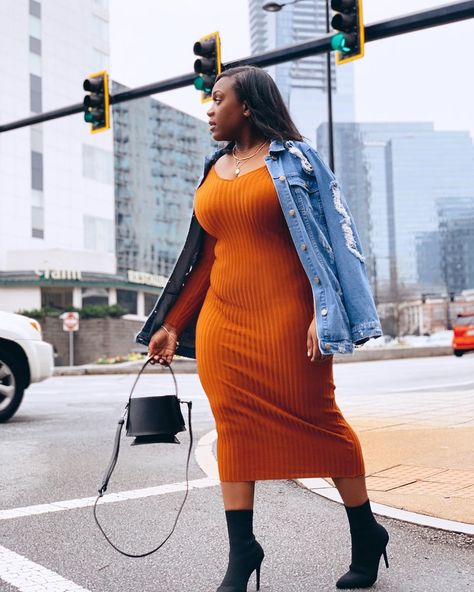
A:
[336,500,389,589]
[216,509,264,592]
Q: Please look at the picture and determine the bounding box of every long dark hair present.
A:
[215,65,304,147]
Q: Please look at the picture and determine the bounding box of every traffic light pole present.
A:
[1,1,473,133]
[325,0,335,173]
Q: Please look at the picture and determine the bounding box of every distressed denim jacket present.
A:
[136,139,383,357]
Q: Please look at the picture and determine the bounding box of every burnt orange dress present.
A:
[164,163,364,481]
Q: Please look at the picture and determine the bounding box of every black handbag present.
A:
[93,357,193,558]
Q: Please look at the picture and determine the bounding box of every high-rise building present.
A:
[317,122,474,300]
[248,0,355,147]
[0,0,216,317]
[0,0,114,312]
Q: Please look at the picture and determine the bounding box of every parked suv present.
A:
[452,313,474,357]
[0,311,54,421]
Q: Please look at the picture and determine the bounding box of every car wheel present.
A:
[453,350,464,357]
[0,349,25,422]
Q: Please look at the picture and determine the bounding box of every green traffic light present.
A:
[194,76,205,91]
[331,32,351,53]
[84,111,94,123]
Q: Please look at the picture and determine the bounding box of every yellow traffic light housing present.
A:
[331,1,365,65]
[193,32,222,103]
[83,70,110,133]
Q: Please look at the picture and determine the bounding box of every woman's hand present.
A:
[148,323,179,365]
[306,316,329,362]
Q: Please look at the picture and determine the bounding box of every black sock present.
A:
[225,509,255,551]
[344,499,377,533]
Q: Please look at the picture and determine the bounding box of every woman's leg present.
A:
[331,475,389,590]
[220,481,255,509]
[332,475,368,506]
[216,481,264,591]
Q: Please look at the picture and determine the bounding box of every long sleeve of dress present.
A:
[163,231,217,336]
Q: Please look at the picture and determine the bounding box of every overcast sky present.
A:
[109,0,474,139]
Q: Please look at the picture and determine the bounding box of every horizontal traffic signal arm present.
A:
[1,1,474,133]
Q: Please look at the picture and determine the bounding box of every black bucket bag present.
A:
[93,358,193,558]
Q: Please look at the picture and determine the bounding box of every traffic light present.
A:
[193,32,222,102]
[83,70,110,133]
[330,1,365,65]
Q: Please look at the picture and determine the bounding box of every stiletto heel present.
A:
[255,560,261,590]
[217,539,264,592]
[336,522,389,589]
[382,548,389,568]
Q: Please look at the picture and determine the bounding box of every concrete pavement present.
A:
[53,352,474,532]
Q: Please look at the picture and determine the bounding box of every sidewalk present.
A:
[298,373,474,532]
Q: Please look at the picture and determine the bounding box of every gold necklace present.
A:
[232,140,268,177]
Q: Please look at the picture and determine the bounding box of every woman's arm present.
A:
[162,230,217,335]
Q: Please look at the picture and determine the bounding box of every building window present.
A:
[41,288,73,310]
[83,215,114,253]
[30,73,42,112]
[29,0,41,18]
[82,144,113,184]
[82,288,108,306]
[28,14,41,39]
[29,36,41,55]
[31,150,43,190]
[31,125,43,152]
[117,289,137,314]
[31,205,44,238]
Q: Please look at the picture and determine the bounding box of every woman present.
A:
[143,66,388,591]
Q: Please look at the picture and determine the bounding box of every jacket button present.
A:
[324,343,331,350]
[279,175,285,181]
[301,243,307,251]
[289,209,296,217]
[314,276,320,284]
[321,308,328,316]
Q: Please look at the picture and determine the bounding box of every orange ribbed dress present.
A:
[164,163,365,481]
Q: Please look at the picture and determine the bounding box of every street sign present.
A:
[61,312,79,332]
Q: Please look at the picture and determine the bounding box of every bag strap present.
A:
[93,358,193,558]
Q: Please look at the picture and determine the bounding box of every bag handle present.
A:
[127,357,178,406]
[93,357,193,558]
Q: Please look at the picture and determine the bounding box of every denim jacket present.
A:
[136,139,383,357]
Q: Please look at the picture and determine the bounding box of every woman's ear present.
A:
[242,102,251,118]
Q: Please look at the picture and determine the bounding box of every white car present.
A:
[0,311,54,421]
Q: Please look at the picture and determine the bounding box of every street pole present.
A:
[69,331,74,366]
[325,0,335,173]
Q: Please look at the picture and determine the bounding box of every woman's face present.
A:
[206,76,250,142]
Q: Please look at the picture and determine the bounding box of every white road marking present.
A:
[0,544,91,591]
[0,477,218,522]
[0,432,220,522]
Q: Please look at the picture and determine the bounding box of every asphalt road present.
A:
[1,356,473,591]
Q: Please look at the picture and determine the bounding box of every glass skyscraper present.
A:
[248,0,355,147]
[318,122,474,301]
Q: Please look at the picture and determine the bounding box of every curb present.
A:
[295,478,474,536]
[53,346,453,375]
[195,430,474,536]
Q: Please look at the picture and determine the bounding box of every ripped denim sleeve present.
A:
[330,180,365,263]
